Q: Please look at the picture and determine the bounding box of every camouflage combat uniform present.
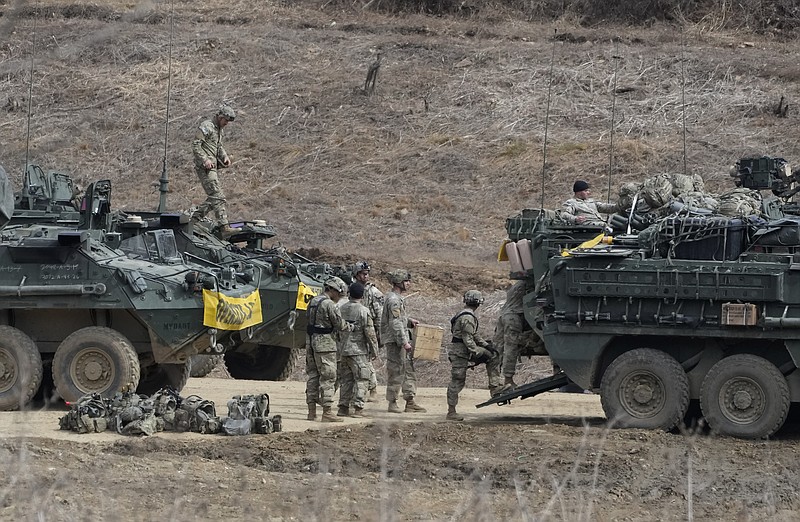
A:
[338,299,378,412]
[381,290,417,403]
[493,280,530,383]
[305,294,349,409]
[560,197,617,225]
[447,308,501,406]
[191,118,230,226]
[362,282,384,393]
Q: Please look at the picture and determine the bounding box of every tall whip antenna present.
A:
[680,29,688,177]
[540,29,557,210]
[23,14,38,173]
[607,39,620,204]
[157,0,176,212]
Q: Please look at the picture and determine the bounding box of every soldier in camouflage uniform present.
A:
[351,261,383,400]
[447,290,500,421]
[337,282,379,418]
[191,104,238,237]
[381,269,426,413]
[493,279,533,392]
[561,180,618,226]
[305,276,351,423]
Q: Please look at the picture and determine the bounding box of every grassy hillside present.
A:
[1,0,799,296]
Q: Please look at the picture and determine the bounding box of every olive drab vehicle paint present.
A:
[481,157,800,439]
[0,164,262,409]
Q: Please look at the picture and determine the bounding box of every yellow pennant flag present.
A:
[561,233,606,257]
[295,281,322,311]
[203,289,263,330]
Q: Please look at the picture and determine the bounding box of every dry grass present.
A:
[0,0,799,299]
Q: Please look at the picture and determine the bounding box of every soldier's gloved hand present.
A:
[472,347,494,364]
[203,159,214,169]
[402,342,413,352]
[221,156,231,167]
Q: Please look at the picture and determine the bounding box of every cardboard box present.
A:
[412,324,444,361]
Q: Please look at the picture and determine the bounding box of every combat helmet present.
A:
[218,104,236,121]
[463,289,484,306]
[352,260,371,277]
[387,269,411,285]
[324,276,348,294]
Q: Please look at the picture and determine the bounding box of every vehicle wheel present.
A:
[700,354,789,439]
[189,354,224,378]
[600,348,689,431]
[225,344,300,381]
[0,326,43,411]
[52,327,140,403]
[137,361,191,396]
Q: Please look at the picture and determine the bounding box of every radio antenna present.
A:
[157,0,176,213]
[680,29,688,177]
[23,14,38,173]
[540,29,557,210]
[606,38,620,204]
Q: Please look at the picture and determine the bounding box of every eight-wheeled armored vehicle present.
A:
[482,157,800,439]
[0,164,263,409]
[13,164,326,382]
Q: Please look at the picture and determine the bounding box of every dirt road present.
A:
[0,378,603,441]
[3,377,800,521]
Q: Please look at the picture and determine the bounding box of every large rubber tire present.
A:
[189,354,224,378]
[0,326,43,411]
[52,327,140,403]
[600,348,690,431]
[137,361,191,396]
[224,344,300,381]
[700,354,790,439]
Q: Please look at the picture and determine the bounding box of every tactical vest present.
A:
[450,310,477,343]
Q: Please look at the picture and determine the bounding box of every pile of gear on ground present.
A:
[59,389,282,436]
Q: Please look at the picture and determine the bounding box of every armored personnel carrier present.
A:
[0,164,263,409]
[481,157,800,439]
[12,164,327,382]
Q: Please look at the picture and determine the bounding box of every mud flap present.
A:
[475,372,570,408]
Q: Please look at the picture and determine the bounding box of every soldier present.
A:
[446,290,500,421]
[305,276,351,423]
[337,282,378,418]
[561,180,618,226]
[351,260,383,400]
[493,279,533,392]
[191,104,238,237]
[381,269,426,413]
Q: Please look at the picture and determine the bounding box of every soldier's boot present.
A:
[337,405,350,417]
[446,406,464,422]
[217,225,242,239]
[321,406,343,423]
[367,388,378,402]
[489,385,504,398]
[387,401,402,414]
[351,407,367,418]
[404,399,427,413]
[307,403,317,421]
[501,377,517,393]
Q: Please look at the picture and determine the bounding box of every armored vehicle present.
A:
[0,164,263,410]
[12,164,326,382]
[481,157,800,439]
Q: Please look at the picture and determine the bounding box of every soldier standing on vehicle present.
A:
[306,276,351,423]
[447,290,500,421]
[561,180,618,226]
[352,261,383,400]
[337,282,379,418]
[191,104,239,237]
[493,279,533,392]
[382,269,426,413]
